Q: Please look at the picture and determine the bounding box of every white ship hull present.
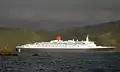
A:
[16,47,115,53]
[15,47,115,56]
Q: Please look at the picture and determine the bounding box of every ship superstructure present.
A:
[16,36,115,52]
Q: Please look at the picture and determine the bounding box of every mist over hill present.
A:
[0,20,120,53]
[0,20,86,30]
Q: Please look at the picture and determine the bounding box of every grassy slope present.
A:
[0,28,46,52]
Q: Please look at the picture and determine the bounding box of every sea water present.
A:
[0,52,120,72]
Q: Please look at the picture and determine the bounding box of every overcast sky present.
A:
[0,0,120,29]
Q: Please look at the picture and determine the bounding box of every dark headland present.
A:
[0,20,120,56]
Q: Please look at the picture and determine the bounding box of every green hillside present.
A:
[0,28,46,53]
[0,20,120,53]
[71,21,120,47]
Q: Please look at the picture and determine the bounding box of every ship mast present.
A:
[86,35,89,42]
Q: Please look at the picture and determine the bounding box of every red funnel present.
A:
[56,36,62,40]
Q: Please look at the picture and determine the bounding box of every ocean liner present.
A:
[16,36,115,53]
